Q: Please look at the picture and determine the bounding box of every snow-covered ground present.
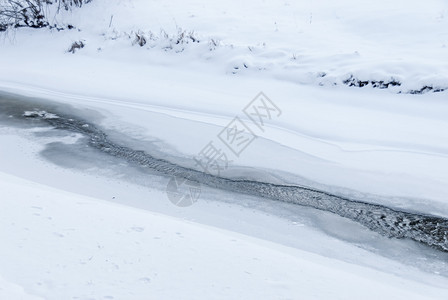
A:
[1,126,448,299]
[1,0,448,299]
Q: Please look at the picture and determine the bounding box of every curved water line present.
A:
[21,109,448,252]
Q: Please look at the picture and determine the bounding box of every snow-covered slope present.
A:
[1,0,448,211]
[1,45,448,216]
[1,0,448,298]
[0,134,447,299]
[32,0,448,92]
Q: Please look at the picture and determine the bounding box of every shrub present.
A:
[0,0,92,30]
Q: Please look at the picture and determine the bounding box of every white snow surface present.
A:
[0,131,447,299]
[0,173,445,300]
[1,0,448,299]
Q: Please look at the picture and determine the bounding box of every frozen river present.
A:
[1,92,448,253]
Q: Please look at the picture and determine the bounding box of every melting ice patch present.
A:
[23,110,60,120]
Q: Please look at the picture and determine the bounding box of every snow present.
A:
[1,114,448,299]
[1,0,448,298]
[0,145,447,299]
[50,0,448,92]
[0,275,44,300]
[1,52,448,216]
